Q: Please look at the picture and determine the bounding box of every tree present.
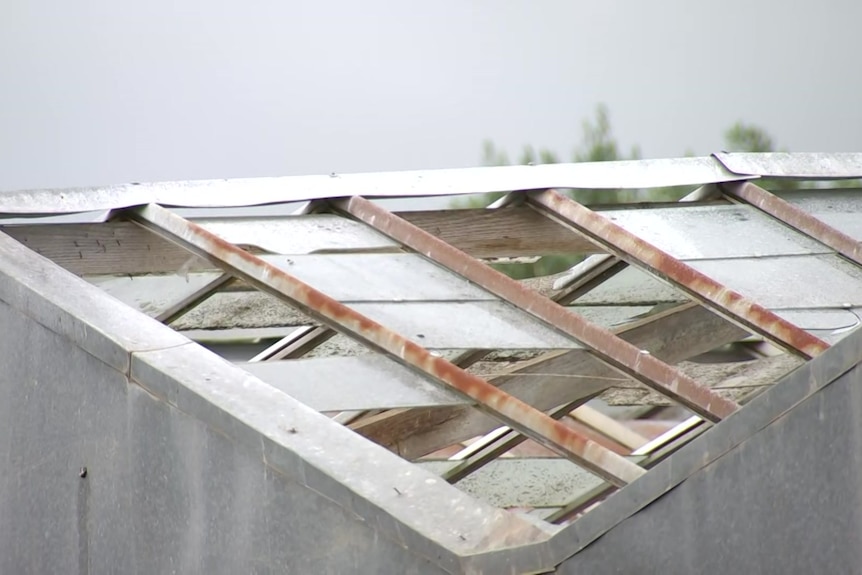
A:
[724,122,775,153]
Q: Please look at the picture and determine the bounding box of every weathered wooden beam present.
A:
[2,207,599,276]
[2,222,210,276]
[399,208,598,258]
[352,303,748,459]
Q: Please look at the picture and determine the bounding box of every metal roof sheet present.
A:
[0,153,840,215]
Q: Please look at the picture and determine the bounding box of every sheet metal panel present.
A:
[179,326,298,342]
[239,356,469,411]
[778,189,862,241]
[0,156,747,214]
[259,253,494,302]
[714,152,862,179]
[196,215,399,254]
[349,301,583,350]
[0,210,112,225]
[722,182,862,270]
[688,254,862,309]
[605,204,831,260]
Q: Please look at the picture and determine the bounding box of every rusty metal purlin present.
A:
[721,181,862,267]
[527,189,829,360]
[336,196,738,423]
[128,203,644,487]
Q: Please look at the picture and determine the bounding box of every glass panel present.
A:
[607,204,830,260]
[87,272,222,317]
[240,355,468,411]
[196,214,398,254]
[350,301,581,350]
[259,253,493,302]
[779,189,862,241]
[689,254,862,309]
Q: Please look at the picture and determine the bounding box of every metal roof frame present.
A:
[3,151,862,572]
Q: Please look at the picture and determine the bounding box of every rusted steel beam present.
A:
[336,196,738,422]
[128,203,644,487]
[721,181,862,266]
[550,184,721,304]
[354,302,743,459]
[527,189,830,360]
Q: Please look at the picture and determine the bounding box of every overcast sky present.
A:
[2,1,860,192]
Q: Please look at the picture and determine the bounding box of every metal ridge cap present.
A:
[713,152,862,179]
[0,155,748,215]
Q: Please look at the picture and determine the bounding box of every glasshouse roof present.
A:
[3,152,862,573]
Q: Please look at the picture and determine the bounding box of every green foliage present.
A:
[573,104,638,163]
[724,122,775,153]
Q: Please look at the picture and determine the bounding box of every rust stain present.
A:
[530,189,829,360]
[339,195,739,423]
[724,181,862,264]
[137,204,641,487]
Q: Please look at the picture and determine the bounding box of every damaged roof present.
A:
[3,152,862,553]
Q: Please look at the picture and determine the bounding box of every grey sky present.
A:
[2,0,860,192]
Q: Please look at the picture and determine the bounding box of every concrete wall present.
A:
[556,358,862,573]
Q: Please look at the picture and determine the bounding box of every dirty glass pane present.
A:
[778,189,862,241]
[258,253,493,302]
[606,204,830,260]
[350,301,581,350]
[688,254,862,309]
[196,214,398,254]
[240,355,468,411]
